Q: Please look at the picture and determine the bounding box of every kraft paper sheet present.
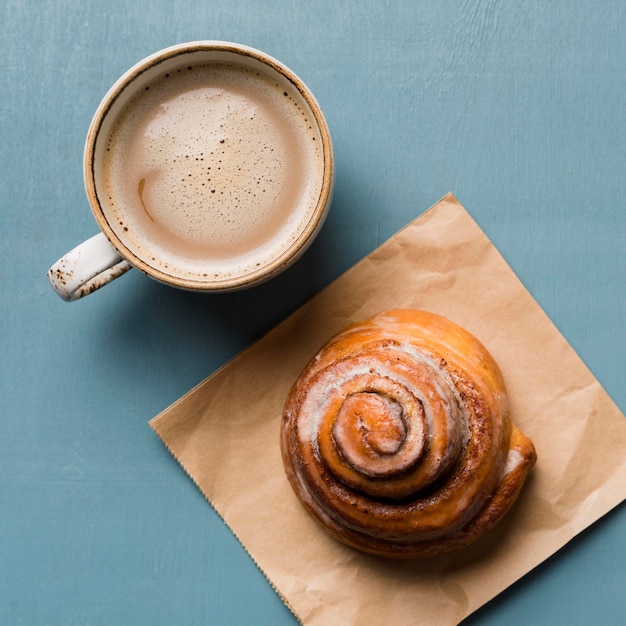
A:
[150,194,626,625]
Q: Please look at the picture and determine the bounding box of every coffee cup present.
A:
[48,41,334,301]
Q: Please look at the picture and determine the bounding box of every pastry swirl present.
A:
[281,309,537,558]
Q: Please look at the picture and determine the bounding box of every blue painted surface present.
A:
[1,1,624,624]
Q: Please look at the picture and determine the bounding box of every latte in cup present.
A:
[83,43,333,293]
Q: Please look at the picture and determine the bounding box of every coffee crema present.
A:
[99,61,325,283]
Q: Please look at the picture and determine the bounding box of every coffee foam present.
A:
[100,61,324,282]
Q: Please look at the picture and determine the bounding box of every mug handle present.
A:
[48,233,132,301]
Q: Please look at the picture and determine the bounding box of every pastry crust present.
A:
[280,309,537,558]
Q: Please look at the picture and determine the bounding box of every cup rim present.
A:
[84,40,334,292]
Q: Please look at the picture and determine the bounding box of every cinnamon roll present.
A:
[280,310,536,558]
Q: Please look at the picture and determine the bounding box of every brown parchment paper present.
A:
[150,194,626,625]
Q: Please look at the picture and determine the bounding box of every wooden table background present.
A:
[1,1,624,624]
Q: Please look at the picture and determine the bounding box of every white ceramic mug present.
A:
[48,41,334,301]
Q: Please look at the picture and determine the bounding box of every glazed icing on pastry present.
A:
[280,309,537,558]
